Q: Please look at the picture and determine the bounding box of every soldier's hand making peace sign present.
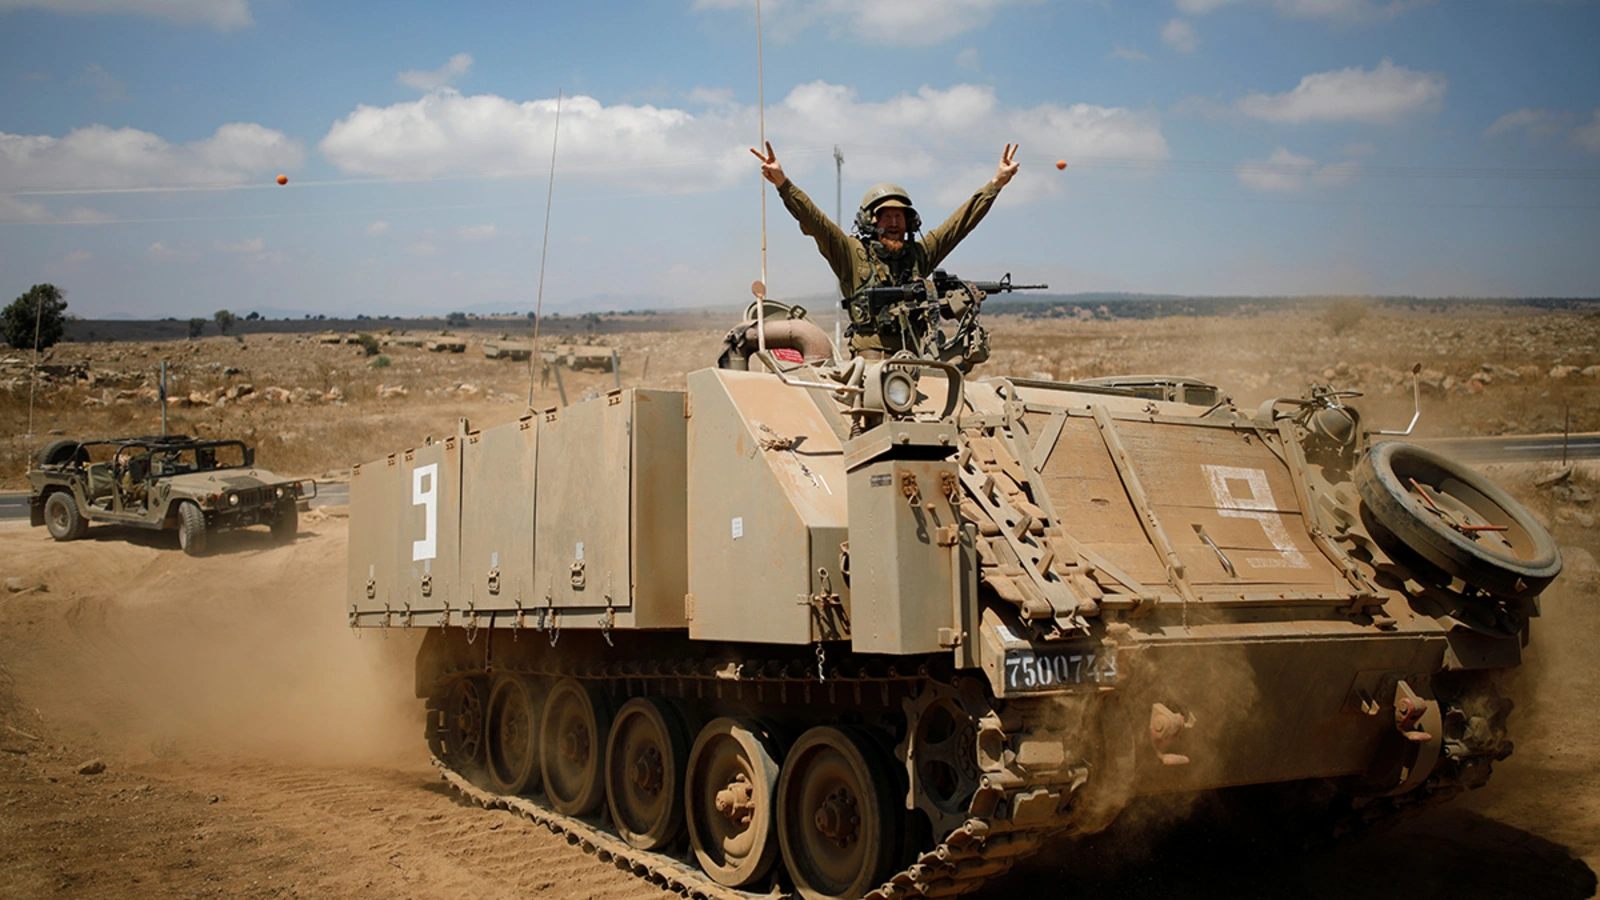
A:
[992,143,1020,189]
[750,141,787,188]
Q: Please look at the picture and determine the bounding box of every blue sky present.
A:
[1,0,1597,319]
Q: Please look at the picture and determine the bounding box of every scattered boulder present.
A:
[77,760,105,776]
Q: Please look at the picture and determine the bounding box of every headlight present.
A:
[228,493,239,507]
[882,370,917,416]
[275,486,285,499]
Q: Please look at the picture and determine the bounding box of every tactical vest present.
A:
[844,241,926,345]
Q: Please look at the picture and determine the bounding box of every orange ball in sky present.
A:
[1055,160,1068,170]
[276,174,288,185]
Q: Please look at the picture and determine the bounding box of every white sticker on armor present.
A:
[411,463,438,562]
[1202,464,1311,569]
[732,517,744,539]
[575,541,585,561]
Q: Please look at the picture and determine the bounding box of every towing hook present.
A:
[1394,680,1435,744]
[1150,702,1196,766]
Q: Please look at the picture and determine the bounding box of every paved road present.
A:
[0,480,349,520]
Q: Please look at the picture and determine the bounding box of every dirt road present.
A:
[1,516,1596,900]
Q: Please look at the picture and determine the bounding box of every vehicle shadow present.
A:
[81,524,299,556]
[991,804,1596,900]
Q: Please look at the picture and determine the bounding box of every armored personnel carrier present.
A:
[347,273,1560,900]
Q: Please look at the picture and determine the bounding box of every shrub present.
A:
[355,333,381,356]
[369,355,392,368]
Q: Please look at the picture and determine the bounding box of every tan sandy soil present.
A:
[3,309,1599,899]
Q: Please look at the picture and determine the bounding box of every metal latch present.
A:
[419,572,432,597]
[487,567,501,595]
[570,560,586,589]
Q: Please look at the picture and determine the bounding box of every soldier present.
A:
[751,141,1020,356]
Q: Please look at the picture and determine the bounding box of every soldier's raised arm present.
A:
[992,142,1019,190]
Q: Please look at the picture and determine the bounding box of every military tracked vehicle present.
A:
[347,271,1560,900]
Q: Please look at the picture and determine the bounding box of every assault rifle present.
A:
[846,270,1048,370]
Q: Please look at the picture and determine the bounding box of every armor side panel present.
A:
[686,369,848,644]
[347,452,402,623]
[458,416,536,613]
[535,397,630,614]
[628,389,690,629]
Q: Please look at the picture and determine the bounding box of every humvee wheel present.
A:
[441,676,488,776]
[486,673,544,795]
[539,678,612,815]
[685,717,783,888]
[777,726,900,900]
[36,439,83,467]
[44,492,88,541]
[177,501,208,556]
[270,503,298,544]
[605,697,690,850]
[1355,441,1560,597]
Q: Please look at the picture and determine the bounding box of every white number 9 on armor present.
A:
[412,463,438,562]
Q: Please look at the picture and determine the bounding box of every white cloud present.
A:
[145,241,199,263]
[457,224,498,241]
[319,82,1168,206]
[71,64,128,103]
[956,48,981,71]
[1162,18,1199,53]
[691,0,1040,46]
[366,220,389,236]
[685,87,736,108]
[214,237,264,253]
[1108,44,1151,62]
[1177,0,1430,23]
[1236,59,1445,124]
[0,122,304,192]
[398,53,474,92]
[0,0,253,30]
[407,242,438,257]
[1573,110,1600,155]
[1485,107,1570,138]
[0,194,112,223]
[1236,146,1361,192]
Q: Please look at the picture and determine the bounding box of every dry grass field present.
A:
[2,304,1598,899]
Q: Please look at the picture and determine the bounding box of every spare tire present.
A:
[1354,441,1561,598]
[35,439,84,467]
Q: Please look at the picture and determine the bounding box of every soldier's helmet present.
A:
[853,182,923,238]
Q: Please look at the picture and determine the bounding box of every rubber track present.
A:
[433,757,1055,900]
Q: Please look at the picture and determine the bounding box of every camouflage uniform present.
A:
[776,179,1000,354]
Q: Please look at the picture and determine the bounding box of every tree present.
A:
[214,309,237,335]
[446,311,468,328]
[245,311,260,321]
[187,317,207,339]
[2,284,69,352]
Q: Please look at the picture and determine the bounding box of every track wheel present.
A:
[685,717,784,888]
[439,676,488,778]
[539,678,612,815]
[177,501,207,556]
[778,726,901,900]
[486,673,544,795]
[606,697,690,850]
[44,492,88,541]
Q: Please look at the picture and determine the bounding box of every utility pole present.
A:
[833,145,845,357]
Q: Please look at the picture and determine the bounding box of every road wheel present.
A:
[606,697,690,850]
[270,503,298,544]
[439,676,488,778]
[685,717,784,888]
[177,501,207,556]
[44,492,87,541]
[1355,441,1561,597]
[486,673,543,795]
[777,726,901,900]
[539,678,612,815]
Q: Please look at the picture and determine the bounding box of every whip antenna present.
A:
[528,89,563,408]
[754,0,768,357]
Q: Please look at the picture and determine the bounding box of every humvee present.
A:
[28,435,316,555]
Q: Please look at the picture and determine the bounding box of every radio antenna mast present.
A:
[528,89,563,408]
[754,0,769,357]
